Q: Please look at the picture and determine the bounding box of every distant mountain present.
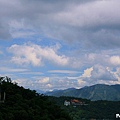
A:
[45,84,120,101]
[45,88,76,97]
[36,89,45,94]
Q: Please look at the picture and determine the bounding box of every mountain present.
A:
[35,89,45,94]
[45,84,120,101]
[45,88,76,97]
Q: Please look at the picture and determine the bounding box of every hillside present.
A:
[1,76,120,120]
[49,96,120,120]
[0,76,72,120]
[46,84,120,101]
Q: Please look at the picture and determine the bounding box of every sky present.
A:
[0,0,120,91]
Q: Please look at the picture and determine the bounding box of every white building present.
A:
[64,100,70,106]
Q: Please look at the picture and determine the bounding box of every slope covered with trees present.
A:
[0,76,72,120]
[49,96,120,120]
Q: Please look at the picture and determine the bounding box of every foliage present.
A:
[1,76,120,120]
[0,76,72,120]
[48,96,120,120]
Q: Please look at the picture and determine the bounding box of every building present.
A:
[71,99,85,105]
[64,99,86,106]
[64,100,70,106]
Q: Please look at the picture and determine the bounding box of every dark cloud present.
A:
[0,24,11,39]
[0,0,120,52]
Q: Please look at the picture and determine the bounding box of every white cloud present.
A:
[46,84,52,88]
[110,56,120,65]
[77,79,86,88]
[7,43,120,69]
[12,76,78,91]
[112,67,120,83]
[37,77,49,84]
[75,51,120,68]
[19,71,43,75]
[48,70,81,74]
[75,65,118,86]
[81,67,93,78]
[8,43,69,66]
[90,64,117,81]
[0,67,28,72]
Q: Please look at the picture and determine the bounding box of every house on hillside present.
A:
[64,100,70,106]
[64,99,86,106]
[71,99,85,106]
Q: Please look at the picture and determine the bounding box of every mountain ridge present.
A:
[45,84,120,101]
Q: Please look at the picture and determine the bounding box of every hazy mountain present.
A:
[36,89,45,94]
[45,84,120,101]
[45,88,76,97]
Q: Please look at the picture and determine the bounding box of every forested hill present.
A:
[0,76,72,120]
[46,84,120,101]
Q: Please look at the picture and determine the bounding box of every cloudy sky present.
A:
[0,0,120,91]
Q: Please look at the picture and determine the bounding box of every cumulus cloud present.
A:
[37,77,49,84]
[75,65,119,87]
[90,64,117,81]
[83,65,117,82]
[8,43,69,66]
[110,56,120,66]
[77,79,86,88]
[7,42,120,69]
[81,67,93,78]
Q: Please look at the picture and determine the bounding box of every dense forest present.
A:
[0,76,72,120]
[49,96,120,120]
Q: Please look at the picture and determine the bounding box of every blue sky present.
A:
[0,0,120,91]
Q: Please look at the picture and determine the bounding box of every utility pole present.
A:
[3,92,6,101]
[0,76,6,103]
[0,84,1,102]
[0,92,1,101]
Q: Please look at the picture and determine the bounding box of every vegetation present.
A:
[1,76,120,120]
[49,96,120,120]
[0,76,72,120]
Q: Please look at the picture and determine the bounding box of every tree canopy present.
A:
[0,76,72,120]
